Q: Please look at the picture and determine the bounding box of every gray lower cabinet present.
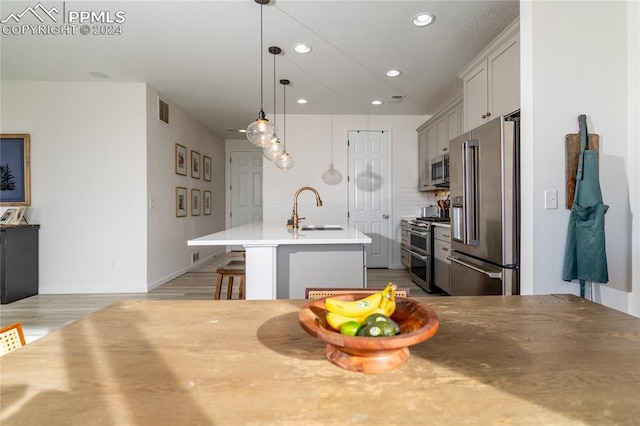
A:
[433,226,451,294]
[1,224,39,304]
[401,220,410,269]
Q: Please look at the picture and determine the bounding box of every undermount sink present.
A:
[300,225,343,231]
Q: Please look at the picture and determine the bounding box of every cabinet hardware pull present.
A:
[443,247,449,251]
[486,112,491,117]
[481,114,486,119]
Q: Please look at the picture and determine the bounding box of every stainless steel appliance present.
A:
[406,217,450,293]
[430,154,449,187]
[421,205,439,218]
[448,114,520,296]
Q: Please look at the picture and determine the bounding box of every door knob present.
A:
[382,214,389,219]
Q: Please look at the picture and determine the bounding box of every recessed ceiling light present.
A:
[412,13,435,27]
[296,99,308,104]
[371,100,383,106]
[89,71,109,79]
[386,69,402,77]
[293,43,312,54]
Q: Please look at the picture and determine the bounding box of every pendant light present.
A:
[321,115,343,185]
[264,46,285,161]
[276,79,294,170]
[246,0,277,148]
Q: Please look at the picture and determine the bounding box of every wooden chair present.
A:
[215,261,246,300]
[0,323,26,356]
[305,287,410,299]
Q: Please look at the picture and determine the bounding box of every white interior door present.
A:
[347,130,391,268]
[230,151,263,228]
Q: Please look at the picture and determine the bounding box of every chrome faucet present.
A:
[290,186,323,229]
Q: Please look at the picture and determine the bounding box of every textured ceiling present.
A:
[0,1,519,138]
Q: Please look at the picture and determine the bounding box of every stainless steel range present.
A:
[406,216,450,293]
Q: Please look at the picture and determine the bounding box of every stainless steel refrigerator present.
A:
[448,114,520,295]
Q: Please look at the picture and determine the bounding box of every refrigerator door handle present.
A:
[462,140,480,246]
[448,256,502,279]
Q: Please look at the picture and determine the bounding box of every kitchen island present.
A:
[188,222,372,299]
[1,295,638,425]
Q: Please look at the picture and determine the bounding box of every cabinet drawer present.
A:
[434,239,451,263]
[401,249,410,268]
[434,226,451,242]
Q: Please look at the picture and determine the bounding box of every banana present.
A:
[324,292,382,318]
[325,311,368,330]
[377,282,397,317]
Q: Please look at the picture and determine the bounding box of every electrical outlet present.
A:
[544,190,558,210]
[191,252,200,264]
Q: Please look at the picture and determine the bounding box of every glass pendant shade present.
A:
[247,112,278,148]
[264,138,285,161]
[276,152,294,170]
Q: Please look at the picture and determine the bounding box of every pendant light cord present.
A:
[259,3,264,113]
[273,50,277,126]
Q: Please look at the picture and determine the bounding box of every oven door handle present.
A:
[447,256,502,279]
[408,229,428,238]
[407,249,428,261]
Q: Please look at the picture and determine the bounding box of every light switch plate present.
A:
[544,190,558,209]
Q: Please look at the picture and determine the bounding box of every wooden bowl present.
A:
[298,295,439,373]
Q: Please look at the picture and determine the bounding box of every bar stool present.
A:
[214,261,246,300]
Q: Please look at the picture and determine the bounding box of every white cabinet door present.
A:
[489,33,520,119]
[417,128,429,189]
[425,123,437,185]
[463,61,488,131]
[436,116,447,156]
[446,107,460,143]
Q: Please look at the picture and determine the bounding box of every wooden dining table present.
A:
[1,295,638,425]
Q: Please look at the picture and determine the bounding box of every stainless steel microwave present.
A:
[430,154,449,186]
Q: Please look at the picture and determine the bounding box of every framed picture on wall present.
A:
[176,187,187,217]
[175,143,187,176]
[203,155,211,181]
[203,190,211,215]
[191,150,201,179]
[0,208,17,225]
[191,189,201,216]
[1,134,31,206]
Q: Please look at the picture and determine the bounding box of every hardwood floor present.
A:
[0,253,434,344]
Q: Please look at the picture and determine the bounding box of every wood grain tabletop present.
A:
[1,295,638,425]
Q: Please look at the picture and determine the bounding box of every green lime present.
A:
[339,321,362,336]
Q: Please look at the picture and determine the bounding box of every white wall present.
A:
[262,114,428,268]
[146,86,226,289]
[1,81,148,292]
[521,1,639,315]
[0,81,228,293]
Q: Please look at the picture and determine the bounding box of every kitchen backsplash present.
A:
[400,187,451,218]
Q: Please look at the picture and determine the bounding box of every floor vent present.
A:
[387,94,405,103]
[159,98,169,124]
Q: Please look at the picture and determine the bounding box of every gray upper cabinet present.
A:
[458,18,520,132]
[417,96,463,191]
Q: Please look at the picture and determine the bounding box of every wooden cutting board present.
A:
[565,133,599,209]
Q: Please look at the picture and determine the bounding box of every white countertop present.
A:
[188,222,372,246]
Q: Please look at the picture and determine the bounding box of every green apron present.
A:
[562,115,609,296]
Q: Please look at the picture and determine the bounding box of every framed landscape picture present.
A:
[191,189,201,216]
[1,134,31,206]
[175,143,187,176]
[176,187,187,217]
[203,155,211,181]
[203,190,211,215]
[191,150,201,179]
